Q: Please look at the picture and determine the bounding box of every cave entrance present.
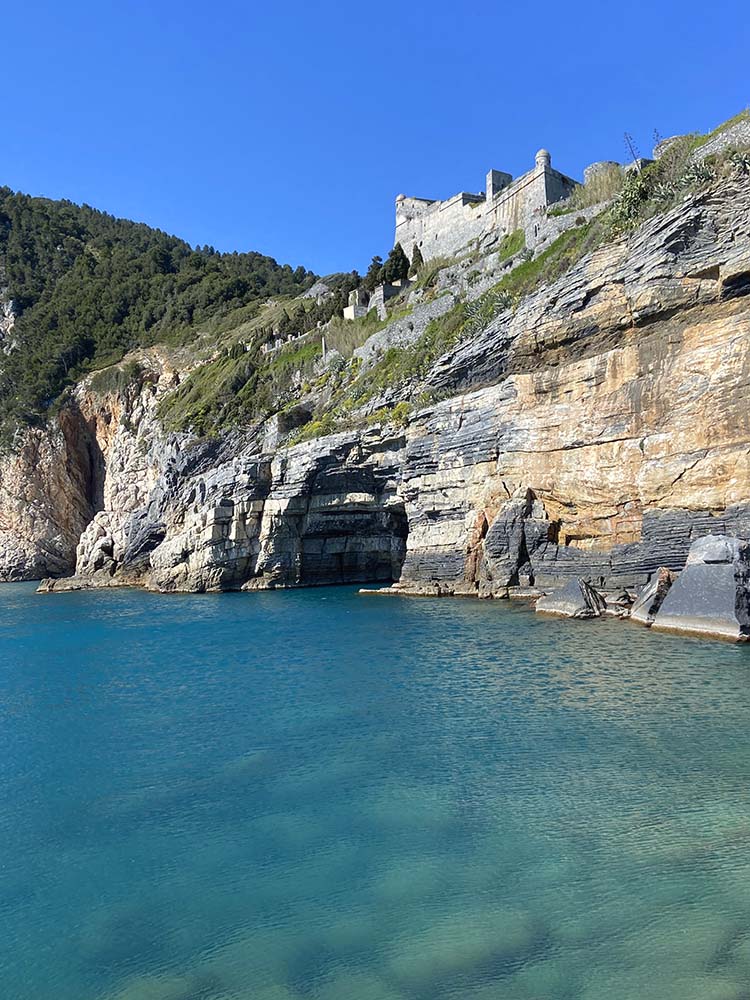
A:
[298,500,409,586]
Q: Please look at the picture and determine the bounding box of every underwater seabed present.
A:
[1,583,750,999]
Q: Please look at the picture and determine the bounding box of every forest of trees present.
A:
[0,187,315,426]
[0,184,427,430]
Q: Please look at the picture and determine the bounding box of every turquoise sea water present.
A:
[2,584,750,1000]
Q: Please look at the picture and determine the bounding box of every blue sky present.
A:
[6,0,749,275]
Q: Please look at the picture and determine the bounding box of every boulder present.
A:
[535,577,606,619]
[652,534,750,641]
[603,588,634,617]
[630,567,676,625]
[482,488,551,589]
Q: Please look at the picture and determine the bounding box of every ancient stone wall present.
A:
[395,192,486,262]
[395,154,578,262]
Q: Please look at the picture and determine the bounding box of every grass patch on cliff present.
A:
[323,303,413,358]
[290,412,339,443]
[158,335,324,435]
[158,351,262,435]
[288,399,412,445]
[496,223,599,297]
[497,229,525,261]
[365,401,412,426]
[359,302,470,393]
[88,359,146,397]
[696,108,750,147]
[411,256,455,291]
[609,141,735,234]
[331,223,599,406]
[570,163,625,209]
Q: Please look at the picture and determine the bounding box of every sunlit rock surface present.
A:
[652,534,750,640]
[0,179,748,610]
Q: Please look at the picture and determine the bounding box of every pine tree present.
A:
[409,243,424,276]
[363,255,384,292]
[381,243,410,284]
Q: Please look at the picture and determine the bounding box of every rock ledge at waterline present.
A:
[0,178,746,650]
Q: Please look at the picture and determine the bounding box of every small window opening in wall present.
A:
[534,224,539,237]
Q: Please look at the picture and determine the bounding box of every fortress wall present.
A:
[485,167,546,240]
[395,161,580,264]
[396,193,488,262]
[544,168,578,204]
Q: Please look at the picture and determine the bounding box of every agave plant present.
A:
[729,149,750,175]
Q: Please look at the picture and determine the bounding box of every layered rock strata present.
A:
[0,178,748,608]
[536,578,607,619]
[0,407,100,581]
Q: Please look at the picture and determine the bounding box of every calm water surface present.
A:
[2,583,750,1000]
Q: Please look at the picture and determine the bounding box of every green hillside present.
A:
[0,187,315,426]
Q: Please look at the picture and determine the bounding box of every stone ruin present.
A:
[343,277,412,322]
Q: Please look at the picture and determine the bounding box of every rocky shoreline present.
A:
[38,528,750,645]
[361,532,750,643]
[2,177,750,647]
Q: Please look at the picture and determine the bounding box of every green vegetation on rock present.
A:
[696,108,750,147]
[158,334,324,435]
[381,243,410,283]
[0,187,315,426]
[497,229,525,261]
[569,163,624,209]
[494,223,601,298]
[609,137,747,233]
[88,359,146,398]
[409,244,424,276]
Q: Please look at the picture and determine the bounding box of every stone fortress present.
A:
[335,117,750,324]
[394,149,579,262]
[393,112,750,267]
[343,148,593,320]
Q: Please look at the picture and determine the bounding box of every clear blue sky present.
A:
[6,0,748,275]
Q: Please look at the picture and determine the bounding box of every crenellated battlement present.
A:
[394,150,578,262]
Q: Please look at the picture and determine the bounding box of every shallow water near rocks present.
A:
[2,582,750,999]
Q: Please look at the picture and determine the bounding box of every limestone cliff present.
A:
[0,408,99,581]
[5,175,750,600]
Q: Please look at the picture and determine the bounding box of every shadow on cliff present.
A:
[57,400,106,555]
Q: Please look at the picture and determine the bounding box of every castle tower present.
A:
[486,168,512,202]
[535,149,552,169]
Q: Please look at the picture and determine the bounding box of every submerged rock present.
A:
[386,906,541,991]
[535,578,606,619]
[37,573,122,593]
[630,567,676,625]
[652,535,750,641]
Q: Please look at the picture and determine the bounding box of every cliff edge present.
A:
[8,171,749,613]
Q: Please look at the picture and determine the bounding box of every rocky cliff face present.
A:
[0,407,100,581]
[6,177,750,599]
